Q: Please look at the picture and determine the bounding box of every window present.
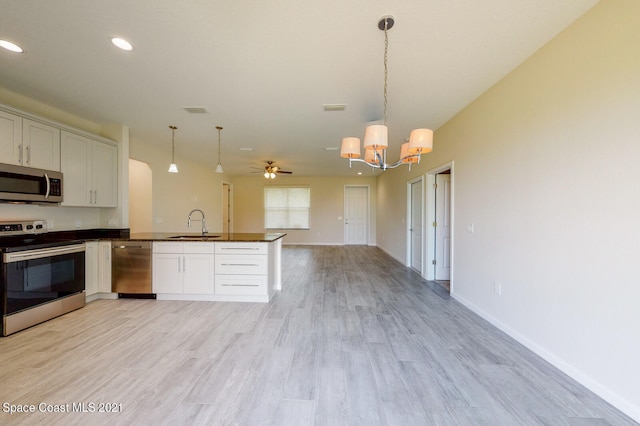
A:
[264,186,310,229]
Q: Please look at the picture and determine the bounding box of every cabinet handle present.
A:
[94,189,97,204]
[26,145,31,164]
[222,263,260,266]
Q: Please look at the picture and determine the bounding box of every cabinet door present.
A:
[98,241,112,292]
[60,131,91,206]
[22,119,60,171]
[184,254,214,294]
[153,253,183,293]
[92,141,117,207]
[84,242,99,296]
[0,110,22,166]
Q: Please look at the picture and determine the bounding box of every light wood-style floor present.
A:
[0,245,636,425]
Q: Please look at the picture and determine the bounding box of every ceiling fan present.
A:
[251,161,293,179]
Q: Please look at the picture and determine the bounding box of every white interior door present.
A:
[344,186,368,245]
[409,179,423,273]
[435,173,451,280]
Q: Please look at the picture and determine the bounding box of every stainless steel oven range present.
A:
[1,220,85,336]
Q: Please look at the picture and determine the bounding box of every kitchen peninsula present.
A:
[126,232,285,303]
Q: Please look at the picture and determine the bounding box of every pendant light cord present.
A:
[170,125,177,162]
[216,126,223,165]
[383,18,389,126]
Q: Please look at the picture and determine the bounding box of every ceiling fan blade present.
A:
[277,170,293,174]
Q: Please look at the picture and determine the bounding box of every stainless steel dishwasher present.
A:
[111,241,155,298]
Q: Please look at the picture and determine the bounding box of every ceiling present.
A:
[0,0,598,177]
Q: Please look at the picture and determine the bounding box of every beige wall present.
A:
[128,159,153,233]
[233,175,377,245]
[129,138,227,233]
[377,0,640,419]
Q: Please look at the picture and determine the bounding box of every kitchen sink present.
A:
[168,235,221,239]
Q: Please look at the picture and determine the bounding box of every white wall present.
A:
[376,0,640,420]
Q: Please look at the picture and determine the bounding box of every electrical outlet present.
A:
[75,220,82,228]
[494,281,502,295]
[108,218,118,226]
[46,220,54,229]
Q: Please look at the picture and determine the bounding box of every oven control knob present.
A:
[26,224,34,230]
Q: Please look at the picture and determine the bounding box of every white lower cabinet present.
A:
[151,241,275,302]
[152,242,215,294]
[214,242,269,297]
[98,241,112,293]
[85,240,112,298]
[85,242,99,297]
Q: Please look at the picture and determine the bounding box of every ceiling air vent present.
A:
[183,107,208,114]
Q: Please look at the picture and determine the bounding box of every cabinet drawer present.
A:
[184,242,215,254]
[215,275,267,295]
[215,242,267,255]
[215,254,267,274]
[153,242,184,253]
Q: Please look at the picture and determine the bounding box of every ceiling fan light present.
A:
[340,137,361,158]
[270,172,276,179]
[363,124,388,151]
[408,128,433,154]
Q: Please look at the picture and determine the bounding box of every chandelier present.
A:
[340,16,433,170]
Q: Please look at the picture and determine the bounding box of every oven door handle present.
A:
[3,244,85,263]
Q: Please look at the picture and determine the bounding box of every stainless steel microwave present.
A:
[0,163,63,204]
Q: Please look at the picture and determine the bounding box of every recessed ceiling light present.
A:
[324,147,338,151]
[0,40,23,53]
[111,37,133,51]
[239,148,254,151]
[323,104,346,112]
[357,172,363,175]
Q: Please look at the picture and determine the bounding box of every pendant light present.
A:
[340,16,433,170]
[168,125,179,173]
[215,126,224,173]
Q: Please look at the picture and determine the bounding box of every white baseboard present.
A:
[451,291,640,423]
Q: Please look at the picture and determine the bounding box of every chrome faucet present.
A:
[187,209,208,235]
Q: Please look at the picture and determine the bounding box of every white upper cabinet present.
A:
[0,110,22,165]
[0,111,60,171]
[22,119,61,171]
[61,131,117,207]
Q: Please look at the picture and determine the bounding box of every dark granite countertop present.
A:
[125,232,286,243]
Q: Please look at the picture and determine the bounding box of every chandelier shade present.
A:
[408,128,433,154]
[340,137,361,159]
[363,124,388,151]
[364,149,381,164]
